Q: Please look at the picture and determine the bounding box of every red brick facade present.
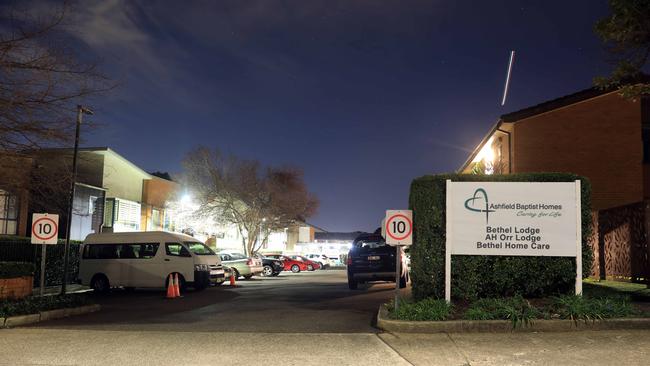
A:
[511,92,642,211]
[0,276,33,300]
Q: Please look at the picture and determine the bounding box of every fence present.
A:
[590,202,649,282]
[0,236,81,287]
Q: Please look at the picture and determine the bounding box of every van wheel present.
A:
[90,274,110,293]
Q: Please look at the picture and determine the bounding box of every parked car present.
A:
[290,255,320,271]
[253,254,284,277]
[266,254,310,273]
[219,251,263,280]
[346,233,408,290]
[79,231,225,292]
[304,253,330,269]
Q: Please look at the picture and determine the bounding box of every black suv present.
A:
[346,233,408,290]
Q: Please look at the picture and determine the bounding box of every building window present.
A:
[0,189,19,235]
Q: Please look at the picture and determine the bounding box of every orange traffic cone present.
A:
[229,273,236,286]
[166,274,176,299]
[174,273,181,297]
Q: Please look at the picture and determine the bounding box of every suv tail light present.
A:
[246,259,252,265]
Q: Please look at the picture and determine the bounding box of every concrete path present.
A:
[379,330,650,365]
[0,328,409,366]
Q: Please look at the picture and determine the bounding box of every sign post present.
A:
[385,210,413,311]
[445,180,582,303]
[31,213,59,296]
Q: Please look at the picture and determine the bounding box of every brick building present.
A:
[459,86,649,282]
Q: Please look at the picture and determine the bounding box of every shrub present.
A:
[0,262,35,279]
[464,296,540,328]
[389,297,452,321]
[0,236,82,286]
[409,173,592,301]
[549,295,634,324]
[0,293,93,318]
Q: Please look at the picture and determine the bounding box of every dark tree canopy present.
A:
[594,0,650,98]
[0,1,113,152]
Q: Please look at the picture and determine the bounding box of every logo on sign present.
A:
[464,188,495,224]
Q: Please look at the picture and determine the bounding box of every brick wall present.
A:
[0,276,33,300]
[512,92,642,211]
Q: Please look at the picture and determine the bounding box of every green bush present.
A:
[389,297,452,321]
[409,173,593,301]
[0,262,35,279]
[464,296,540,328]
[549,295,634,324]
[0,293,93,318]
[0,236,82,286]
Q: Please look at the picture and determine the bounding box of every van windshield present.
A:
[184,242,216,255]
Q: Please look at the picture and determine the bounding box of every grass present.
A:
[583,279,650,302]
[0,294,93,318]
[387,297,452,321]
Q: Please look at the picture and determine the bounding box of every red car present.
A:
[267,255,310,273]
[290,255,321,271]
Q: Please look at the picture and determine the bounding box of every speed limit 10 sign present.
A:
[385,210,413,246]
[31,213,59,245]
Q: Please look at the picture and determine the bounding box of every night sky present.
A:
[56,0,612,232]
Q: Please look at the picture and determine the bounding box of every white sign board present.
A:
[447,182,579,257]
[385,210,413,246]
[31,213,59,245]
[445,180,582,302]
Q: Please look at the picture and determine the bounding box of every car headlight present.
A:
[194,264,209,271]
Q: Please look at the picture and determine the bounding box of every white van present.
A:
[78,231,224,292]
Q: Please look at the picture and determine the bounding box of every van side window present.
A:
[83,243,159,259]
[140,244,159,259]
[166,243,191,257]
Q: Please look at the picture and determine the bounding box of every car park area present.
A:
[26,270,400,333]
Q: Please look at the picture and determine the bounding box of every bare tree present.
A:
[182,147,319,255]
[0,1,112,153]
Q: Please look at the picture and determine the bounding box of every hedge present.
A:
[0,236,82,286]
[0,293,93,318]
[408,173,593,301]
[0,262,35,279]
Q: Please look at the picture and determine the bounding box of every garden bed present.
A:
[1,293,97,328]
[378,287,650,332]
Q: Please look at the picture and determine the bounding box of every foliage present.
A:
[464,296,539,328]
[0,1,113,154]
[0,262,34,279]
[182,147,319,255]
[408,173,592,301]
[388,297,452,321]
[549,295,634,325]
[594,0,650,98]
[0,293,92,318]
[0,236,82,286]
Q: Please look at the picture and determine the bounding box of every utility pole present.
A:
[61,105,93,295]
